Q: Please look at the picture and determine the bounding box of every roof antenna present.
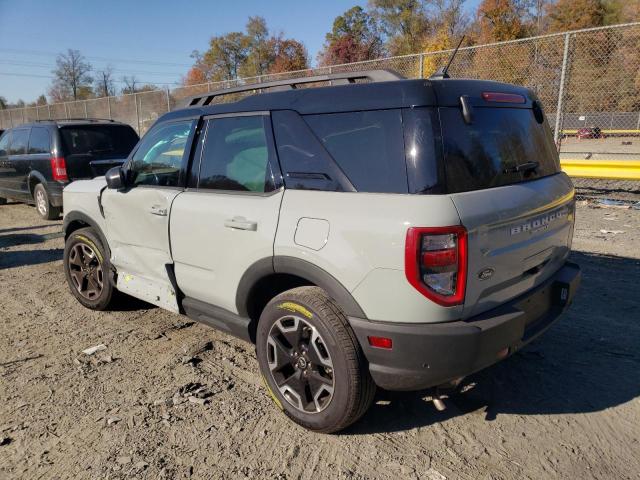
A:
[430,35,465,80]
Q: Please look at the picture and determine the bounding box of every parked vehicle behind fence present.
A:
[61,70,580,433]
[0,119,139,219]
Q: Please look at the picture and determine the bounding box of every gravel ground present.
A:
[0,198,639,480]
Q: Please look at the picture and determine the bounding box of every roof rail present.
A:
[34,118,116,123]
[183,69,405,108]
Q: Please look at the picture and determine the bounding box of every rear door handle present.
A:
[224,216,257,231]
[149,204,168,216]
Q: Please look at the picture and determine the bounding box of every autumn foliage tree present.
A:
[183,67,207,86]
[270,38,309,73]
[318,6,384,66]
[475,0,532,43]
[187,17,309,84]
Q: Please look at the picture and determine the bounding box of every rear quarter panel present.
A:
[275,190,464,323]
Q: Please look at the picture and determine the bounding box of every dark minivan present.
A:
[0,119,139,219]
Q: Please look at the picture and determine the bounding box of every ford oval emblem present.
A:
[478,268,494,280]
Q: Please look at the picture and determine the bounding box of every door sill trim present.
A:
[182,297,252,343]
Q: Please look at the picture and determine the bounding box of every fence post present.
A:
[107,95,112,120]
[84,101,88,119]
[64,103,69,119]
[419,54,424,78]
[9,110,13,127]
[47,104,51,119]
[553,33,571,145]
[36,107,39,121]
[21,108,25,124]
[134,93,141,135]
[166,88,171,112]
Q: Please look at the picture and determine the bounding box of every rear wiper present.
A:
[504,161,539,174]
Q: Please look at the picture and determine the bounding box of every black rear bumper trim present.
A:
[348,261,581,391]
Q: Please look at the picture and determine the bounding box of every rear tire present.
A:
[0,197,6,205]
[63,227,115,310]
[256,286,376,433]
[33,183,60,220]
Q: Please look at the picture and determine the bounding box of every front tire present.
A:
[33,183,60,220]
[256,286,375,433]
[63,227,114,310]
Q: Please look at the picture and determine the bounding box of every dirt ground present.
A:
[0,196,639,480]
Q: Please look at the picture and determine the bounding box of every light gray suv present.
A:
[62,70,581,433]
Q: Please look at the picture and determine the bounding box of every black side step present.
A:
[182,297,253,343]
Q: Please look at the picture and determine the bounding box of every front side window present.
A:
[28,127,51,154]
[197,115,276,192]
[129,120,194,187]
[9,129,29,155]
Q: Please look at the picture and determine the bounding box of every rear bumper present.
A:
[349,262,581,391]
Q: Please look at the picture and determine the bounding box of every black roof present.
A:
[13,118,132,129]
[161,75,536,123]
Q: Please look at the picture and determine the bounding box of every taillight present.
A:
[481,91,526,104]
[50,156,68,182]
[405,226,467,306]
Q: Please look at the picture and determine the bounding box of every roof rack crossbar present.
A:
[183,69,405,108]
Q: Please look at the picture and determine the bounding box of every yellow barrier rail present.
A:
[560,159,640,180]
[562,129,640,135]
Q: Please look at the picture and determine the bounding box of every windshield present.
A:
[60,125,139,158]
[439,106,560,193]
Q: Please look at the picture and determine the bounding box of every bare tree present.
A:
[96,67,116,97]
[121,75,139,94]
[50,49,93,101]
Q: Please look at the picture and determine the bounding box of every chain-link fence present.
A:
[1,22,639,162]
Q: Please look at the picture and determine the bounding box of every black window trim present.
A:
[123,117,199,191]
[190,111,283,197]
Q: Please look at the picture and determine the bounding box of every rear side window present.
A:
[9,129,29,155]
[304,110,407,193]
[60,125,138,157]
[197,115,277,192]
[28,128,51,154]
[440,107,560,193]
[272,110,354,192]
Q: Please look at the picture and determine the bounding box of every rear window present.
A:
[60,125,139,157]
[439,107,560,193]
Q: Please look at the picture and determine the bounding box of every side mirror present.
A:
[105,166,125,190]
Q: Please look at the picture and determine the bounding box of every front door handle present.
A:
[224,216,257,231]
[149,204,168,216]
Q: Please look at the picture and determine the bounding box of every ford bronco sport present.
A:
[62,70,580,433]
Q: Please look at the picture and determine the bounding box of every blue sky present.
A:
[0,0,480,103]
